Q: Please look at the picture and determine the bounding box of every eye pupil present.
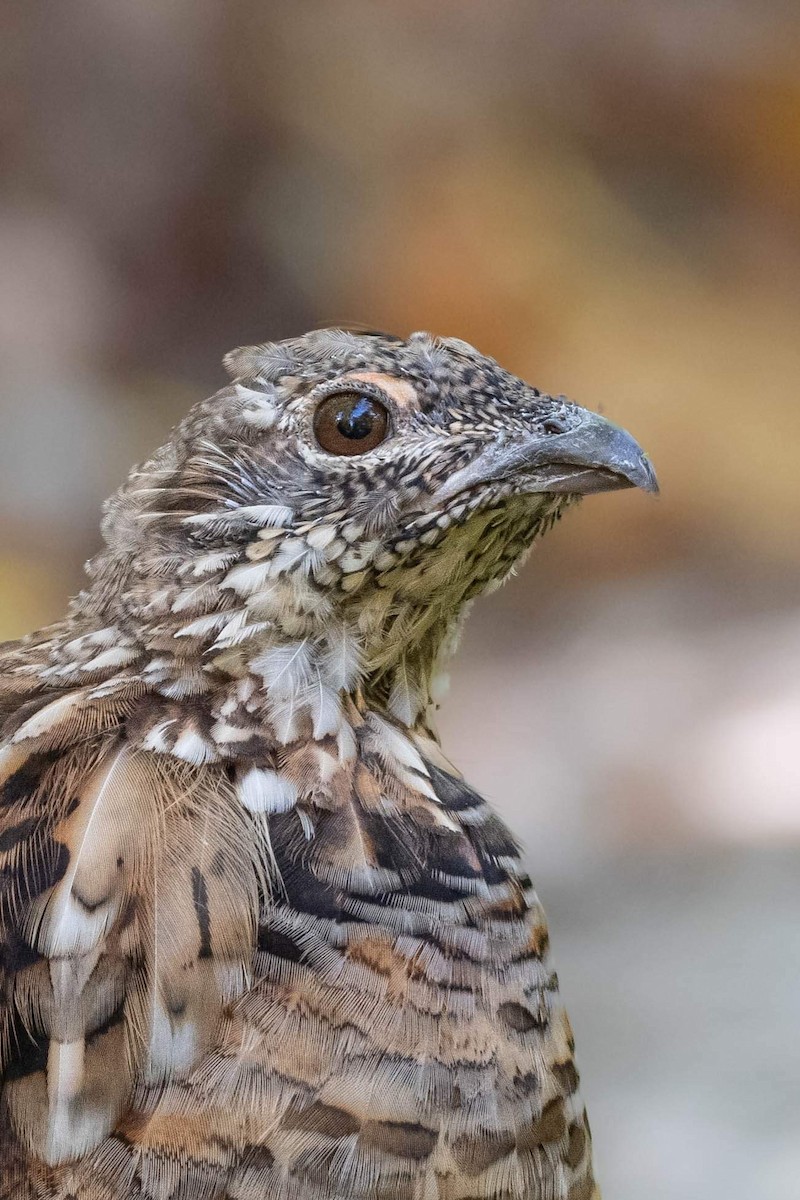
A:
[314,390,390,456]
[336,397,376,439]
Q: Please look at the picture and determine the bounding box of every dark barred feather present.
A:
[0,682,595,1198]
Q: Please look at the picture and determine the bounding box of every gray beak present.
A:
[430,408,659,506]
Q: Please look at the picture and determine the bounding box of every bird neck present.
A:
[64,497,544,742]
[207,601,469,744]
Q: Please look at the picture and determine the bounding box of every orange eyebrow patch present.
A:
[338,372,419,411]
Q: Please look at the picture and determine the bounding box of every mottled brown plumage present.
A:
[0,330,656,1198]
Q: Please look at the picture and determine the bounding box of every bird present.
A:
[0,329,657,1200]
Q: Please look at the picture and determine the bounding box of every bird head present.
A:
[87,330,656,724]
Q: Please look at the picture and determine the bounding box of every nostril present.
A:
[542,416,568,436]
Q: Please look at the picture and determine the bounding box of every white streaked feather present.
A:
[234,382,276,405]
[321,622,364,692]
[237,766,298,813]
[311,676,343,740]
[170,580,220,614]
[87,676,143,701]
[144,978,206,1083]
[209,720,259,746]
[208,608,249,643]
[61,629,118,661]
[138,772,260,1084]
[251,640,313,699]
[174,612,230,639]
[268,694,302,745]
[190,549,240,577]
[221,560,274,598]
[235,400,278,431]
[305,523,337,550]
[80,646,139,673]
[308,744,339,786]
[140,720,175,753]
[157,673,210,699]
[10,690,92,744]
[40,1033,129,1166]
[47,948,104,1033]
[26,746,154,958]
[269,537,322,576]
[171,728,218,765]
[211,615,269,649]
[47,1038,84,1105]
[297,809,315,840]
[364,713,438,800]
[336,721,357,764]
[387,656,422,726]
[183,503,294,529]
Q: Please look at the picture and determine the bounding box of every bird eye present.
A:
[313,391,390,456]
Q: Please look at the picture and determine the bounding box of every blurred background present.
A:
[2,2,799,1195]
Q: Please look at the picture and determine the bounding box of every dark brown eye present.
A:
[313,391,390,456]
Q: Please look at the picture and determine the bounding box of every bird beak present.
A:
[429,407,659,507]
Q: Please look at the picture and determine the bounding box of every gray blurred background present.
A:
[2,3,799,1196]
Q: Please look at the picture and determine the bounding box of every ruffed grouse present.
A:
[0,330,657,1199]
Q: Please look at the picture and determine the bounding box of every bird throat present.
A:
[219,498,551,737]
[63,494,556,751]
